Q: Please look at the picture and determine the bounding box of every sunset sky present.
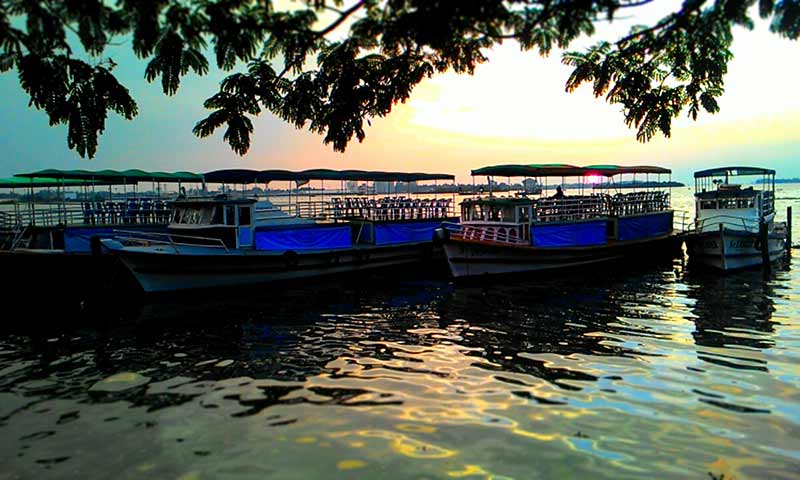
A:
[1,2,798,183]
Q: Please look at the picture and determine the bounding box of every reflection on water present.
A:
[1,255,798,480]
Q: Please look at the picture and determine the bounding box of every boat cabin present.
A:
[168,196,257,249]
[459,198,534,244]
[693,167,776,234]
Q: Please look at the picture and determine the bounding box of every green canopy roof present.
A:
[694,166,775,179]
[15,169,203,183]
[203,169,454,184]
[472,164,670,178]
[0,177,116,188]
[472,164,585,177]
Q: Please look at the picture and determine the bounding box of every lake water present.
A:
[0,186,798,479]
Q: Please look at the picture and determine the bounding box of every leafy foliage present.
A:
[0,1,797,158]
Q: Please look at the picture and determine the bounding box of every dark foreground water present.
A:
[1,186,798,480]
[1,257,798,480]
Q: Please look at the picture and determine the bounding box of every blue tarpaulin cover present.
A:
[64,227,168,253]
[617,212,673,241]
[64,227,117,253]
[532,220,607,247]
[374,221,441,245]
[255,224,352,251]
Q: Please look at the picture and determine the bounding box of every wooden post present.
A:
[719,223,727,271]
[760,221,770,273]
[787,206,793,257]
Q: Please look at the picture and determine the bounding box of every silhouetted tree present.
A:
[0,1,797,158]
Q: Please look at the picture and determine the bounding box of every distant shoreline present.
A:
[757,178,800,184]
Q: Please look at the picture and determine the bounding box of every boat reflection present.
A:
[683,269,778,372]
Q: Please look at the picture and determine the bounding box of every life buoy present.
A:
[283,250,299,269]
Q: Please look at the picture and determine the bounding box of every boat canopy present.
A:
[15,169,204,183]
[203,169,455,184]
[0,177,116,188]
[693,166,775,178]
[472,164,584,177]
[472,164,670,177]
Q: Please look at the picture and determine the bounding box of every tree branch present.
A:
[313,0,366,38]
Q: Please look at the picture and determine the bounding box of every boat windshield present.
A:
[172,205,216,225]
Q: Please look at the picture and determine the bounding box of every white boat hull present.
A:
[687,228,785,271]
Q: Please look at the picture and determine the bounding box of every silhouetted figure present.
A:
[552,185,565,199]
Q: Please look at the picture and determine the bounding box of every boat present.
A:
[0,170,204,292]
[685,166,787,271]
[439,164,684,278]
[1,169,204,253]
[100,169,458,292]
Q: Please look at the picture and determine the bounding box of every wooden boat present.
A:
[685,167,786,270]
[101,169,458,292]
[439,164,684,278]
[0,171,204,293]
[0,169,203,253]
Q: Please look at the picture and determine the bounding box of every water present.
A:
[0,187,798,479]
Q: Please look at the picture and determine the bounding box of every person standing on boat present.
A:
[552,185,565,199]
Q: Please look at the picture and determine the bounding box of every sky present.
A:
[0,2,798,184]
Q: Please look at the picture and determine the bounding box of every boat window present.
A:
[467,204,485,221]
[211,206,223,225]
[518,206,530,223]
[239,206,251,225]
[225,205,236,225]
[737,198,754,209]
[719,198,741,209]
[700,200,717,210]
[172,206,214,225]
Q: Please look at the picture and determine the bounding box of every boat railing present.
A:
[762,190,775,215]
[112,229,230,253]
[457,222,529,246]
[0,210,20,230]
[694,214,762,234]
[0,199,173,228]
[326,196,456,222]
[534,195,609,222]
[609,191,671,216]
[673,210,692,233]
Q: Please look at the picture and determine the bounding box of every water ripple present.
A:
[1,212,799,478]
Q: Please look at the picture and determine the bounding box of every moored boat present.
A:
[686,166,786,271]
[440,164,684,278]
[101,169,458,292]
[0,170,204,292]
